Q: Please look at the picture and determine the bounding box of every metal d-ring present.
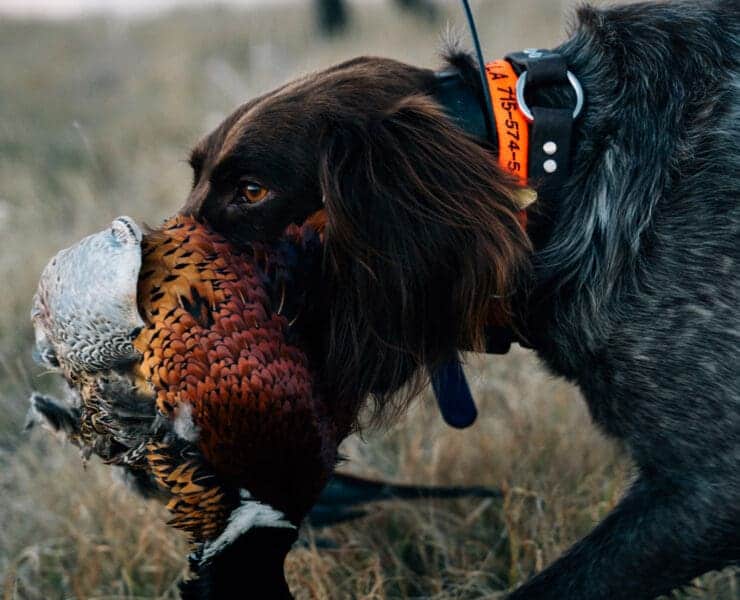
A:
[515,70,584,122]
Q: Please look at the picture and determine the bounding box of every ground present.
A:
[0,1,737,598]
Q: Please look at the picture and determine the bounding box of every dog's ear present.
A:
[318,95,531,422]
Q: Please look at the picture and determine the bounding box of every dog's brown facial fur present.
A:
[183,56,531,422]
[182,57,434,242]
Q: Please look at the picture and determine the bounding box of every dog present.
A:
[180,1,739,598]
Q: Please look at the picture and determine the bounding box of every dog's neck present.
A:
[432,49,585,350]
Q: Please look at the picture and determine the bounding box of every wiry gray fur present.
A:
[505,1,739,598]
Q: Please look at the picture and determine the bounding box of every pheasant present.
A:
[29,215,501,597]
[31,214,339,596]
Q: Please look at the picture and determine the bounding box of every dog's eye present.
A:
[239,182,270,204]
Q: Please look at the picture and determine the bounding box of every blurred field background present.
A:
[0,1,737,598]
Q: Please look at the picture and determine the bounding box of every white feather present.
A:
[201,489,295,563]
[172,404,200,442]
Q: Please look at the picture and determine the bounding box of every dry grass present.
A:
[0,2,737,598]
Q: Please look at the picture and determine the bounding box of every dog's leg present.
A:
[507,474,738,599]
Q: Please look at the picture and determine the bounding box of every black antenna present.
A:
[460,0,495,141]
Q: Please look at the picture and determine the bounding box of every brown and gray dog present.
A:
[180,1,739,598]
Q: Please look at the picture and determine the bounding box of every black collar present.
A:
[428,49,584,430]
[432,49,583,202]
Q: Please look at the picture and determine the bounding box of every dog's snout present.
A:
[180,180,210,217]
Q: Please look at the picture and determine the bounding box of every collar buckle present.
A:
[515,69,585,122]
[503,49,585,195]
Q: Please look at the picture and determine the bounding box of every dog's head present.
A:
[182,55,531,422]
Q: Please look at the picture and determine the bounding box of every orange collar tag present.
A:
[485,60,529,186]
